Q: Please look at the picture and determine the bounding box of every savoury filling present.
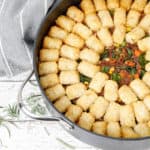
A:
[99,42,149,86]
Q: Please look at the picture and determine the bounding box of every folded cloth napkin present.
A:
[0,0,53,77]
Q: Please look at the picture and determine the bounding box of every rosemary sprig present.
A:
[31,104,46,115]
[0,93,46,146]
[3,104,19,118]
[26,94,47,116]
[26,94,41,105]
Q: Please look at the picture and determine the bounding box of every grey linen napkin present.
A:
[0,0,53,77]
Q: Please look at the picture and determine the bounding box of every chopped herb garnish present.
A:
[100,50,109,60]
[127,48,133,58]
[130,67,137,75]
[101,66,110,73]
[140,69,146,78]
[138,54,148,69]
[111,72,121,82]
[99,41,149,86]
[126,67,137,75]
[80,74,91,83]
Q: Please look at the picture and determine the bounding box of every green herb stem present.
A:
[80,74,91,83]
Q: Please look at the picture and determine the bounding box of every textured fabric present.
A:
[0,0,53,77]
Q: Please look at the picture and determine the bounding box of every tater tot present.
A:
[48,26,68,40]
[59,71,79,85]
[145,50,150,61]
[143,72,150,87]
[66,83,86,100]
[144,2,150,14]
[104,80,118,102]
[56,15,75,32]
[126,10,141,28]
[67,6,84,22]
[85,13,102,31]
[107,0,119,10]
[98,10,114,28]
[39,62,58,75]
[73,23,92,40]
[45,84,65,101]
[114,8,126,26]
[145,63,150,72]
[78,61,100,78]
[139,15,150,31]
[77,90,98,111]
[134,123,150,137]
[58,58,78,71]
[60,44,80,60]
[122,126,139,138]
[89,72,108,93]
[133,101,150,123]
[78,112,95,130]
[120,105,135,127]
[146,50,150,62]
[43,36,62,49]
[64,33,84,49]
[92,121,107,135]
[120,0,132,10]
[86,35,104,53]
[119,85,138,104]
[130,79,150,99]
[107,122,121,138]
[104,102,120,122]
[65,105,82,122]
[90,97,109,119]
[80,48,99,64]
[80,0,96,15]
[137,37,150,52]
[54,96,71,113]
[39,49,59,62]
[144,95,150,110]
[113,25,126,44]
[40,73,59,89]
[126,27,145,44]
[97,28,113,47]
[93,0,107,11]
[131,0,147,12]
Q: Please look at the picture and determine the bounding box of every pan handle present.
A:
[17,70,74,130]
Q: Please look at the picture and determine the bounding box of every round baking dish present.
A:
[18,0,150,150]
